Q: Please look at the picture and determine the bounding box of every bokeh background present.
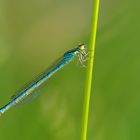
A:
[0,0,139,140]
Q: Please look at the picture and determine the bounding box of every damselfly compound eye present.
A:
[78,43,85,51]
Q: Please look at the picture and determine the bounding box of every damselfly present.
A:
[0,43,87,116]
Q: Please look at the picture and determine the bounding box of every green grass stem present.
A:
[81,0,100,140]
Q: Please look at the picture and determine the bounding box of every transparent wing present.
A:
[10,55,66,106]
[12,86,42,106]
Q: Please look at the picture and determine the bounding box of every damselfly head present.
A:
[76,43,88,67]
[78,43,86,51]
[77,43,87,56]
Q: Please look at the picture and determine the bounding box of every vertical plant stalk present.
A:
[81,0,100,140]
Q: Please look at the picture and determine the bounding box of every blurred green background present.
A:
[0,0,140,140]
